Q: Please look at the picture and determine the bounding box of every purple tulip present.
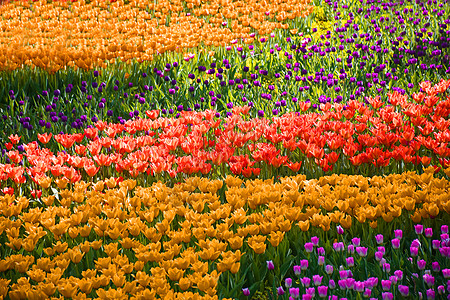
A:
[398,285,409,296]
[351,237,361,246]
[376,234,384,244]
[432,262,440,272]
[289,287,300,298]
[300,259,308,270]
[347,244,355,254]
[242,288,250,296]
[381,280,391,291]
[346,257,354,267]
[325,265,333,275]
[267,260,274,270]
[317,285,327,297]
[276,286,284,295]
[305,242,314,253]
[375,251,384,261]
[418,259,426,270]
[425,228,433,238]
[293,265,301,276]
[328,279,336,290]
[313,275,323,286]
[426,288,435,299]
[301,277,311,287]
[392,239,400,249]
[285,278,292,288]
[318,256,325,266]
[423,274,435,287]
[317,247,325,256]
[415,224,424,234]
[356,247,368,257]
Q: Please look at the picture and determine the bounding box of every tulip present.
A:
[376,234,384,244]
[313,275,323,286]
[338,279,346,290]
[337,225,344,235]
[267,260,274,270]
[398,285,409,296]
[351,237,361,246]
[395,230,403,239]
[301,277,311,287]
[325,265,333,275]
[300,259,309,270]
[293,265,301,276]
[329,279,336,289]
[381,280,391,291]
[375,251,384,261]
[347,244,355,254]
[318,256,325,266]
[391,239,400,249]
[423,274,435,287]
[356,247,368,257]
[346,257,354,267]
[418,259,427,270]
[432,240,440,249]
[242,288,250,296]
[304,242,314,253]
[425,228,433,238]
[442,225,449,234]
[395,270,404,281]
[277,286,285,295]
[415,224,424,234]
[289,287,300,298]
[426,289,435,299]
[285,278,292,288]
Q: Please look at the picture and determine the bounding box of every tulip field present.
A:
[1,0,450,298]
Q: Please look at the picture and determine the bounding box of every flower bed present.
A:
[1,169,449,299]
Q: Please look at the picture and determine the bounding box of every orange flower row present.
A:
[0,0,313,71]
[0,169,449,298]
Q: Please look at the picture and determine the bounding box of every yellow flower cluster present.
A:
[0,0,313,72]
[0,167,449,299]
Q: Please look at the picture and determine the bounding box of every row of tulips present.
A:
[2,0,450,134]
[0,0,313,72]
[0,169,449,299]
[1,78,450,193]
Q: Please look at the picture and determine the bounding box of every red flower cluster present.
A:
[1,79,450,188]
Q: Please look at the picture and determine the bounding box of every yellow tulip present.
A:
[247,235,267,254]
[426,203,439,217]
[112,272,126,287]
[38,282,56,297]
[77,279,93,294]
[227,235,243,250]
[38,176,52,189]
[269,231,285,247]
[178,277,191,291]
[167,267,184,281]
